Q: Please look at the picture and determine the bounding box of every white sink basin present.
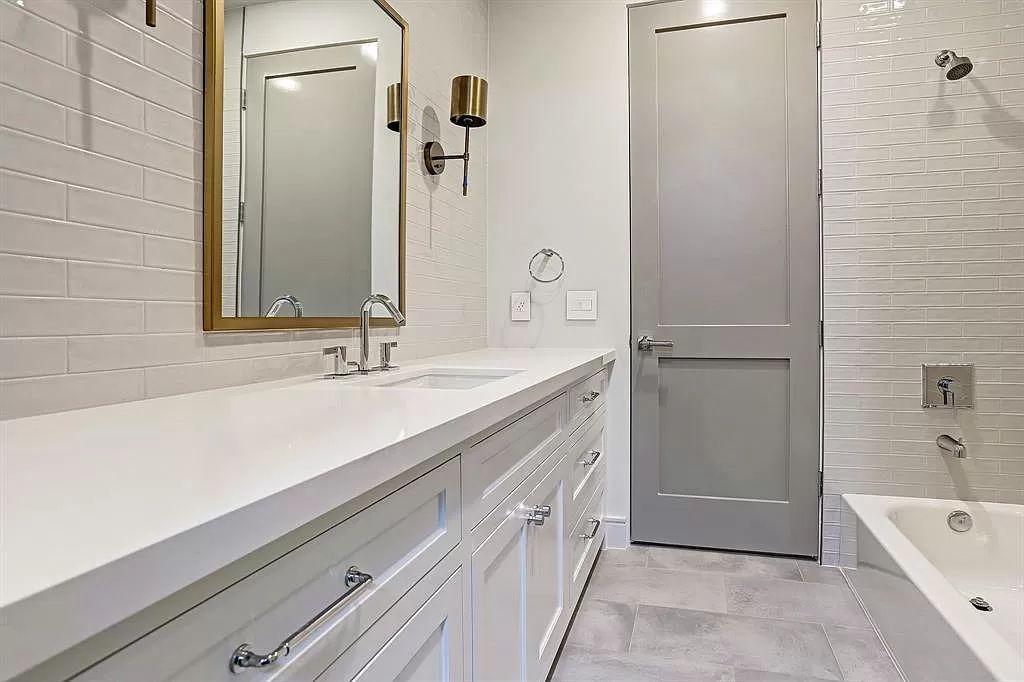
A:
[373,367,521,390]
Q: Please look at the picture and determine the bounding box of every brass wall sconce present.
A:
[146,0,157,26]
[423,75,488,196]
[386,83,402,132]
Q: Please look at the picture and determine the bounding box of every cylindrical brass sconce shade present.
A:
[450,75,488,128]
[386,82,402,132]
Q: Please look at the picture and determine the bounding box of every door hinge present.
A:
[818,470,824,497]
[819,320,824,349]
[238,201,245,223]
[816,20,822,49]
[817,169,823,197]
[241,88,247,110]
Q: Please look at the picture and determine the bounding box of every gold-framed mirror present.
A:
[203,0,408,331]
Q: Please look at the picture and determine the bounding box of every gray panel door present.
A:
[629,0,820,557]
[241,43,376,317]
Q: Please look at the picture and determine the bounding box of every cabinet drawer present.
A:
[316,566,463,682]
[567,369,608,433]
[569,483,605,604]
[463,394,567,529]
[567,407,606,526]
[79,458,462,682]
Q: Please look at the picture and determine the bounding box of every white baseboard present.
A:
[602,515,629,549]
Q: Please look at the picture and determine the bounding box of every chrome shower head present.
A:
[935,50,973,80]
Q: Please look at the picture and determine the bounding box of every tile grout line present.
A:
[819,622,850,681]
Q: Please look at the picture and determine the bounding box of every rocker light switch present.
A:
[566,290,597,320]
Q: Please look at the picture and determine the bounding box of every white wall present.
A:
[487,0,632,546]
[821,0,1024,566]
[0,0,488,419]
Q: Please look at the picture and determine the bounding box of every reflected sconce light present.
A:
[423,75,488,196]
[386,83,402,132]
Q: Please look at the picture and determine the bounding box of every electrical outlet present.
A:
[510,292,531,321]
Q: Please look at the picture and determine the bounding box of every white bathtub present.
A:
[844,494,1024,682]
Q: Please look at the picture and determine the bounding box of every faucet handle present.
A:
[323,345,352,378]
[379,341,399,370]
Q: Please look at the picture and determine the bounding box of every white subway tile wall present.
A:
[822,0,1024,565]
[0,0,488,419]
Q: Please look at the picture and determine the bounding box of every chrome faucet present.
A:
[357,293,405,373]
[937,434,966,458]
[265,294,304,317]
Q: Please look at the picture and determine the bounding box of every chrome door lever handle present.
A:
[637,335,673,352]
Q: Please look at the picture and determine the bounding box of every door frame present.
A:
[626,0,825,559]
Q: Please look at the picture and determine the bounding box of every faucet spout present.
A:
[358,293,406,372]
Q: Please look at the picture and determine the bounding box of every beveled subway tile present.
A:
[0,85,66,142]
[0,254,65,296]
[0,370,145,419]
[0,171,66,220]
[0,212,143,264]
[0,129,142,197]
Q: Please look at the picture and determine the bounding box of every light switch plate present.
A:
[510,292,531,321]
[566,290,598,320]
[922,363,974,408]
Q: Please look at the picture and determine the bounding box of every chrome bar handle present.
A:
[577,450,601,467]
[534,504,552,518]
[524,504,550,526]
[229,566,373,673]
[578,518,601,540]
[637,335,674,352]
[581,390,601,403]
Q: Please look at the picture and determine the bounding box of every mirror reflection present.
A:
[221,0,403,320]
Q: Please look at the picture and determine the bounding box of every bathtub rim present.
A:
[843,493,1022,682]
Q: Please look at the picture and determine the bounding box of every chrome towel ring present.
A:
[529,248,565,283]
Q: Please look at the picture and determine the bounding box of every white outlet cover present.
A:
[566,290,597,320]
[510,292,531,321]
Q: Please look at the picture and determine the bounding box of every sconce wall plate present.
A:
[424,141,446,175]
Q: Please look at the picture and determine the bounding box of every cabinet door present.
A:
[470,503,528,681]
[318,569,464,682]
[524,458,568,681]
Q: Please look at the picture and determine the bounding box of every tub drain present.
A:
[970,596,993,612]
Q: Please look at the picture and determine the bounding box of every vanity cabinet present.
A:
[58,368,609,682]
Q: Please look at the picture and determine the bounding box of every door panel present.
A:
[629,0,820,558]
[524,459,566,681]
[470,506,527,682]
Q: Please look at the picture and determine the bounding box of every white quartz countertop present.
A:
[0,347,614,678]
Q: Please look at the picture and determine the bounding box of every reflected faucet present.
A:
[357,293,406,373]
[265,294,304,318]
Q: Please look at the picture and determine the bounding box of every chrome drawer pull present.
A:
[577,450,601,467]
[229,566,373,673]
[581,390,600,403]
[578,518,601,540]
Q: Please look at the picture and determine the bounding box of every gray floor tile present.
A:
[630,605,843,681]
[587,562,727,611]
[824,625,902,682]
[734,669,836,682]
[565,599,636,652]
[647,546,802,580]
[798,563,848,587]
[552,645,735,682]
[726,576,870,627]
[600,546,649,568]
